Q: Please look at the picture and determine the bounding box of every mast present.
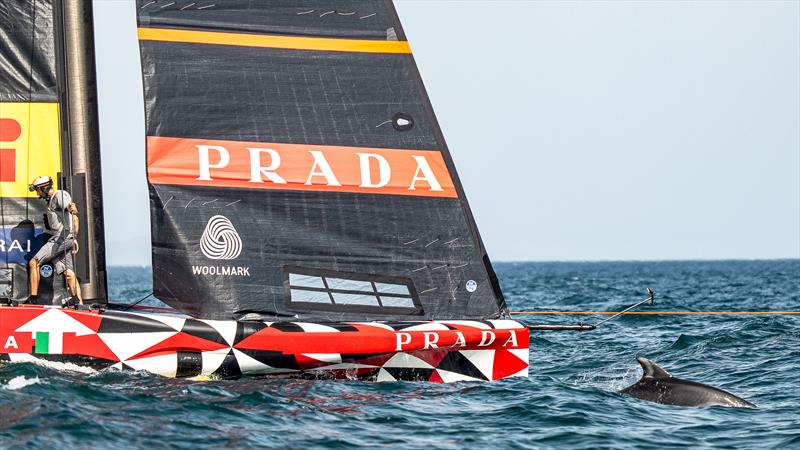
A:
[54,0,107,303]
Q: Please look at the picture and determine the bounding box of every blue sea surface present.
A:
[1,260,798,449]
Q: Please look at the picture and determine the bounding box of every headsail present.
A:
[137,0,506,321]
[0,0,107,304]
[0,0,64,303]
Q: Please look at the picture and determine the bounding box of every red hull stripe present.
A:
[138,28,412,54]
[147,136,458,198]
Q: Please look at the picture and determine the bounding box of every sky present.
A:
[93,0,800,266]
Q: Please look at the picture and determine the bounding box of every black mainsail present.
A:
[0,0,107,304]
[137,1,505,321]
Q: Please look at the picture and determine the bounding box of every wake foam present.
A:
[2,375,40,390]
[8,353,97,375]
[573,365,640,391]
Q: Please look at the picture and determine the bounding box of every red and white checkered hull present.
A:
[0,305,529,382]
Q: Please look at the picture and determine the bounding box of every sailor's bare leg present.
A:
[75,278,83,304]
[70,240,82,304]
[28,258,40,297]
[64,269,83,304]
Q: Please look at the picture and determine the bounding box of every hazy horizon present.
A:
[106,257,800,268]
[94,1,800,266]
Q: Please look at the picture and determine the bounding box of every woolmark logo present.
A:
[200,215,242,260]
[193,215,250,277]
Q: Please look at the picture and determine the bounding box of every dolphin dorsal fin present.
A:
[637,357,672,379]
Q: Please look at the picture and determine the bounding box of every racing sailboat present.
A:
[0,0,529,382]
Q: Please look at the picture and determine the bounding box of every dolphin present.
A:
[620,357,755,408]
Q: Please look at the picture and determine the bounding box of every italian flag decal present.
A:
[15,309,95,355]
[34,331,64,354]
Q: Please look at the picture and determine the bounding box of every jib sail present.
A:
[137,0,506,321]
[0,0,65,303]
[0,0,107,305]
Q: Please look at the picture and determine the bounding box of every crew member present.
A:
[27,175,82,306]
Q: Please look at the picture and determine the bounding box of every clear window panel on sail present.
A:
[284,267,422,315]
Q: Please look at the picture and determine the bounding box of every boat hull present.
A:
[0,305,529,382]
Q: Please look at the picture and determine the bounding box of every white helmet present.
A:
[29,175,53,193]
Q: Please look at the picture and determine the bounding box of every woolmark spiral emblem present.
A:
[200,215,242,260]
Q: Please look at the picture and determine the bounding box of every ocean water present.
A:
[1,260,798,449]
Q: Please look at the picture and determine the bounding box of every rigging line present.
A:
[593,287,655,327]
[28,0,40,221]
[526,288,654,331]
[8,0,41,271]
[59,191,70,301]
[121,292,154,311]
[511,311,800,315]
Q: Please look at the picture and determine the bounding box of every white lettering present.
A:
[357,153,391,188]
[423,332,439,349]
[503,330,518,348]
[408,155,443,191]
[196,145,231,181]
[0,240,31,253]
[4,335,18,350]
[305,151,341,186]
[247,148,287,184]
[478,331,496,347]
[192,266,252,277]
[396,332,412,351]
[453,331,466,347]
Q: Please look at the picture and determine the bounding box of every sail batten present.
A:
[137,0,506,321]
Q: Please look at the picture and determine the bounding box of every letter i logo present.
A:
[0,118,21,182]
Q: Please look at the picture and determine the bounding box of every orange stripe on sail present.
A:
[146,136,457,199]
[137,28,412,54]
